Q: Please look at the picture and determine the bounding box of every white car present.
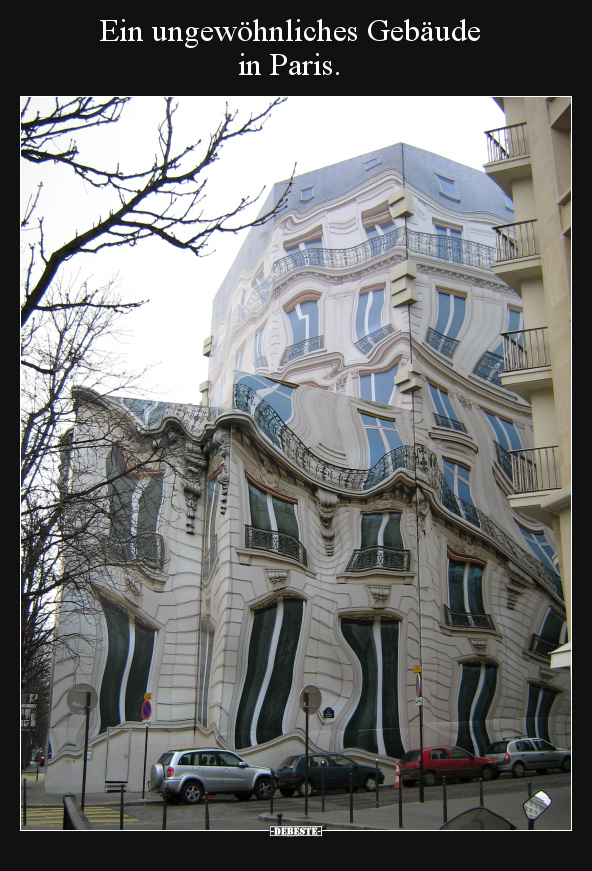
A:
[150,748,274,804]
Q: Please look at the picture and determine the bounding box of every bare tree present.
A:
[21,96,292,323]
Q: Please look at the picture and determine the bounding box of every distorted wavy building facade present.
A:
[46,143,570,793]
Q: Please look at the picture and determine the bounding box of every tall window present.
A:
[442,461,479,526]
[456,661,497,756]
[446,556,492,630]
[235,346,245,372]
[341,616,404,758]
[355,286,386,344]
[539,608,568,647]
[434,224,463,262]
[426,290,466,357]
[526,684,560,744]
[360,414,404,468]
[248,481,300,540]
[254,326,266,368]
[516,524,558,575]
[235,596,305,748]
[286,300,320,345]
[491,307,524,357]
[429,383,465,432]
[203,477,220,581]
[484,411,521,480]
[360,364,399,405]
[99,598,155,733]
[236,375,296,423]
[197,623,214,726]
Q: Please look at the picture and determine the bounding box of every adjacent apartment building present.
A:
[45,140,570,794]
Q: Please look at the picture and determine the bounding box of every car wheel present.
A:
[181,781,203,804]
[423,770,437,787]
[512,761,526,778]
[480,766,494,782]
[234,792,253,801]
[254,778,272,800]
[561,756,571,773]
[297,780,314,798]
[280,788,295,798]
[363,775,377,792]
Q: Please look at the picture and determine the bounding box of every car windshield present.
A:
[158,753,174,765]
[279,756,298,769]
[486,742,508,754]
[400,750,421,763]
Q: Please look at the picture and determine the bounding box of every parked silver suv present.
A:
[485,737,570,778]
[150,748,274,804]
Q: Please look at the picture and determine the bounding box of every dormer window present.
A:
[364,157,382,171]
[300,186,314,202]
[435,173,460,202]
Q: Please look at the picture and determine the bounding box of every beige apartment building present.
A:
[484,98,571,669]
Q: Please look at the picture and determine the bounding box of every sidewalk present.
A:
[259,786,572,831]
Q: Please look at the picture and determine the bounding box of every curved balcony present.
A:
[234,387,563,603]
[494,441,513,481]
[245,525,307,566]
[473,351,504,387]
[425,327,459,359]
[212,228,495,370]
[444,605,495,631]
[528,633,557,659]
[355,324,395,354]
[280,335,324,366]
[433,414,467,434]
[345,546,411,573]
[510,446,561,493]
[101,533,165,571]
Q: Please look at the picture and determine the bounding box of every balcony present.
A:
[280,335,324,367]
[254,355,268,370]
[484,124,531,197]
[425,327,459,359]
[345,546,411,573]
[245,525,308,566]
[528,633,557,660]
[433,414,467,434]
[510,446,561,494]
[491,220,542,291]
[473,351,503,387]
[355,324,395,355]
[444,605,495,631]
[500,328,552,399]
[101,533,165,571]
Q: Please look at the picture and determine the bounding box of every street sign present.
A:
[144,693,152,700]
[299,685,322,715]
[67,683,98,715]
[415,697,423,706]
[413,666,422,674]
[323,707,335,719]
[142,699,152,720]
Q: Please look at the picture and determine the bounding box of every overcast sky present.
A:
[21,96,505,406]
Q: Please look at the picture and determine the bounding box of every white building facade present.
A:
[46,144,570,794]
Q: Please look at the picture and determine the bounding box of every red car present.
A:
[398,746,497,787]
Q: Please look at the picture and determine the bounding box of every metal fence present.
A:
[510,446,561,493]
[245,525,308,566]
[502,327,549,372]
[485,123,529,163]
[494,220,538,261]
[345,546,411,573]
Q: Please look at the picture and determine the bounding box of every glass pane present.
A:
[272,496,299,539]
[448,560,465,613]
[287,307,306,345]
[383,514,403,549]
[448,295,466,340]
[361,514,383,548]
[435,292,451,335]
[373,365,398,403]
[466,564,485,615]
[355,295,369,341]
[248,483,271,531]
[367,289,385,335]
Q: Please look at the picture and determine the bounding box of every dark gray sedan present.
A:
[276,753,385,797]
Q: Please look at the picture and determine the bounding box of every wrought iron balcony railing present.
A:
[528,633,557,659]
[494,441,513,481]
[433,414,467,433]
[254,355,268,369]
[502,327,549,372]
[235,387,564,603]
[355,324,395,354]
[494,220,538,262]
[245,525,308,566]
[444,605,495,631]
[211,228,495,370]
[203,535,217,582]
[473,351,504,387]
[101,533,165,571]
[485,123,529,163]
[345,546,411,573]
[280,335,324,366]
[510,446,561,493]
[425,327,460,359]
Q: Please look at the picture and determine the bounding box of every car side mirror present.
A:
[238,762,247,768]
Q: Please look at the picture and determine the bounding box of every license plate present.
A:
[489,756,499,762]
[279,781,286,786]
[401,773,410,778]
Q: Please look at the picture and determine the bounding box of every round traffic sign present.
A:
[299,685,322,715]
[67,683,98,715]
[142,699,152,720]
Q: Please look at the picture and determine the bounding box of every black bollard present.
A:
[349,771,353,824]
[277,812,283,828]
[205,791,210,830]
[479,777,484,808]
[398,774,403,829]
[269,769,274,816]
[36,761,39,782]
[527,782,534,830]
[442,775,447,824]
[375,760,379,809]
[119,784,125,830]
[23,779,27,827]
[321,763,325,813]
[162,787,168,830]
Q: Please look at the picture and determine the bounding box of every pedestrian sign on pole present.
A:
[142,699,152,720]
